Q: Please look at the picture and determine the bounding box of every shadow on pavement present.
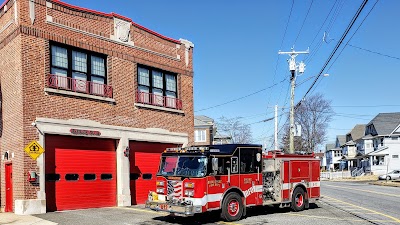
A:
[149,204,320,224]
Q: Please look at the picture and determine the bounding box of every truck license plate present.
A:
[160,204,168,210]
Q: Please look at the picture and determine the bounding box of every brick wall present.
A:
[0,0,195,208]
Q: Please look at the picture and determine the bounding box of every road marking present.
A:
[286,213,393,222]
[323,195,400,223]
[325,184,400,198]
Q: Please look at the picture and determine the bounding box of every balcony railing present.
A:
[46,74,113,98]
[136,91,182,110]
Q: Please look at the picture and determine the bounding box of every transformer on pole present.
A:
[278,48,309,153]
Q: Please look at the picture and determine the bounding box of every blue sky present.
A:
[62,0,400,149]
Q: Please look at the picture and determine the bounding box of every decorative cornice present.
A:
[46,20,179,61]
[45,0,181,44]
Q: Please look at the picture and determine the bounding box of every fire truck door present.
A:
[239,148,261,205]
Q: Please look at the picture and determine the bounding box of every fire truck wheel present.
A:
[221,192,244,222]
[291,188,306,211]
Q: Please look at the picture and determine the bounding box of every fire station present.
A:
[0,0,194,214]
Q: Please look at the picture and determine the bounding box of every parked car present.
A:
[378,170,400,180]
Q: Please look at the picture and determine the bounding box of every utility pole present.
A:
[278,48,309,153]
[274,105,278,150]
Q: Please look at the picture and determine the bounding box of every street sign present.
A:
[24,140,44,160]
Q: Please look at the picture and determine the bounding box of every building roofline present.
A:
[0,0,181,44]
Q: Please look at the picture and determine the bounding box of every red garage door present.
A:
[130,142,179,204]
[46,135,116,211]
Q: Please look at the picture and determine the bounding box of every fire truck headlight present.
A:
[156,181,165,186]
[184,182,195,188]
[156,188,165,194]
[184,189,194,197]
[195,206,202,213]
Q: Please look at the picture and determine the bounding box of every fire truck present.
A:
[145,144,320,221]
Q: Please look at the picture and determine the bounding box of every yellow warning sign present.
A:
[24,140,44,160]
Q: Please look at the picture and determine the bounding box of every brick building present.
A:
[0,0,194,214]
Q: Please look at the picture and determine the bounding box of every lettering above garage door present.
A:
[70,129,101,136]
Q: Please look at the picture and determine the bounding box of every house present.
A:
[0,0,194,214]
[314,152,326,170]
[194,116,232,145]
[194,116,216,145]
[213,131,232,145]
[362,113,400,175]
[325,142,342,171]
[341,124,366,170]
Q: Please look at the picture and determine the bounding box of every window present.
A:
[50,43,107,95]
[142,173,153,180]
[130,173,140,180]
[195,130,206,142]
[101,174,113,180]
[84,174,96,181]
[239,148,259,174]
[137,66,178,108]
[392,137,398,141]
[393,155,399,159]
[45,174,60,181]
[231,157,239,174]
[65,174,79,181]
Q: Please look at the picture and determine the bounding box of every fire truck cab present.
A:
[145,144,320,222]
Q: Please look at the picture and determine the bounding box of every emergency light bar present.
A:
[165,146,210,153]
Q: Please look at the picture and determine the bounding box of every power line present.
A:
[265,0,295,130]
[327,0,380,72]
[294,0,314,45]
[297,0,370,108]
[195,78,287,112]
[347,43,400,61]
[306,0,345,64]
[306,0,338,51]
[332,104,400,108]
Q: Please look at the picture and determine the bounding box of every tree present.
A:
[280,93,334,153]
[216,116,253,144]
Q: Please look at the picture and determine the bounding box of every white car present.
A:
[378,170,400,180]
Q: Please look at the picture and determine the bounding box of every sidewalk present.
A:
[0,213,57,225]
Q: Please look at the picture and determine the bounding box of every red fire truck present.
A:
[145,144,320,221]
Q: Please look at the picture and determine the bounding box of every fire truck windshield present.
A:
[158,156,207,177]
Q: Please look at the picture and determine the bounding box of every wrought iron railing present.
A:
[46,74,113,98]
[136,91,182,110]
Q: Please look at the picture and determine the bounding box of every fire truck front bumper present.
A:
[145,200,203,216]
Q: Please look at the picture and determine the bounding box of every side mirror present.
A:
[212,158,218,173]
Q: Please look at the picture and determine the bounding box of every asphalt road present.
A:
[35,181,400,225]
[320,181,400,224]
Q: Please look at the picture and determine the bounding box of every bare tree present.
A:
[216,116,253,144]
[280,93,334,153]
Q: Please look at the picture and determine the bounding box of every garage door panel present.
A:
[45,135,116,212]
[129,142,179,205]
[54,149,116,211]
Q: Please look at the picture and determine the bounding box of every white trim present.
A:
[34,118,188,144]
[0,19,13,34]
[194,129,207,142]
[44,88,116,103]
[282,181,320,191]
[243,185,263,198]
[134,103,184,114]
[309,181,320,188]
[282,183,290,190]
